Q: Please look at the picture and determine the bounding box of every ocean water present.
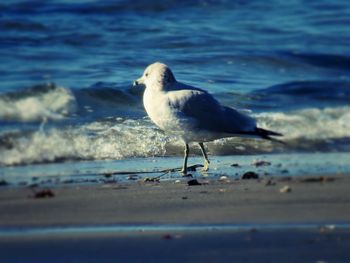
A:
[0,0,350,168]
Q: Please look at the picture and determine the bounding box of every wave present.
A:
[0,83,76,122]
[255,80,350,99]
[255,106,350,140]
[74,82,143,119]
[283,52,350,71]
[0,118,169,166]
[249,80,350,111]
[3,79,349,124]
[0,82,143,123]
[1,106,349,166]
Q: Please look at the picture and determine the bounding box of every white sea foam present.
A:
[255,106,350,140]
[0,85,76,121]
[1,106,349,166]
[0,119,171,166]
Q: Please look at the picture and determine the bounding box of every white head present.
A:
[133,62,176,90]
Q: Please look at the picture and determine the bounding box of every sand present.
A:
[1,174,350,227]
[2,228,350,263]
[1,173,350,262]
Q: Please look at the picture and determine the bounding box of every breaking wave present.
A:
[1,106,349,166]
[0,82,143,123]
[0,83,76,122]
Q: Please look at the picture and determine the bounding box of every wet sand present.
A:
[2,228,350,263]
[1,174,350,226]
[1,174,350,262]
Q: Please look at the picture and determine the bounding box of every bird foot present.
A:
[202,160,210,172]
[180,168,193,177]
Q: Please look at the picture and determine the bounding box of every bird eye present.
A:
[145,73,149,77]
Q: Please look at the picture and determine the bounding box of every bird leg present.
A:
[198,142,210,172]
[181,143,190,175]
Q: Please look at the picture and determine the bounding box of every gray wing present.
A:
[168,89,257,134]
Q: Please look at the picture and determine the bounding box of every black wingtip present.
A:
[233,128,285,145]
[263,135,286,145]
[256,128,283,137]
[255,128,285,145]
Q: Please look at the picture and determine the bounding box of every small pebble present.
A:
[32,189,55,199]
[219,176,228,181]
[231,163,240,167]
[187,179,201,186]
[279,185,292,193]
[174,179,181,184]
[252,160,271,167]
[242,171,259,179]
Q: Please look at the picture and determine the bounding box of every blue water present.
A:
[0,0,350,167]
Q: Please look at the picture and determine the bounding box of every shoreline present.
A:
[1,152,350,187]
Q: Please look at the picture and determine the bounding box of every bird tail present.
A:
[236,128,285,145]
[255,128,285,145]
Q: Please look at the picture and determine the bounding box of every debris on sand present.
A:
[299,176,335,183]
[143,177,160,183]
[127,175,138,180]
[252,160,271,167]
[242,171,259,179]
[31,188,55,199]
[187,179,201,186]
[279,185,292,193]
[219,176,229,182]
[265,179,276,186]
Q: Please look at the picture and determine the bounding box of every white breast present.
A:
[143,88,172,130]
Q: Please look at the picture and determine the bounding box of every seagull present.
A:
[133,62,282,175]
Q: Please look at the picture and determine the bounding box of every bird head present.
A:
[133,62,176,90]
